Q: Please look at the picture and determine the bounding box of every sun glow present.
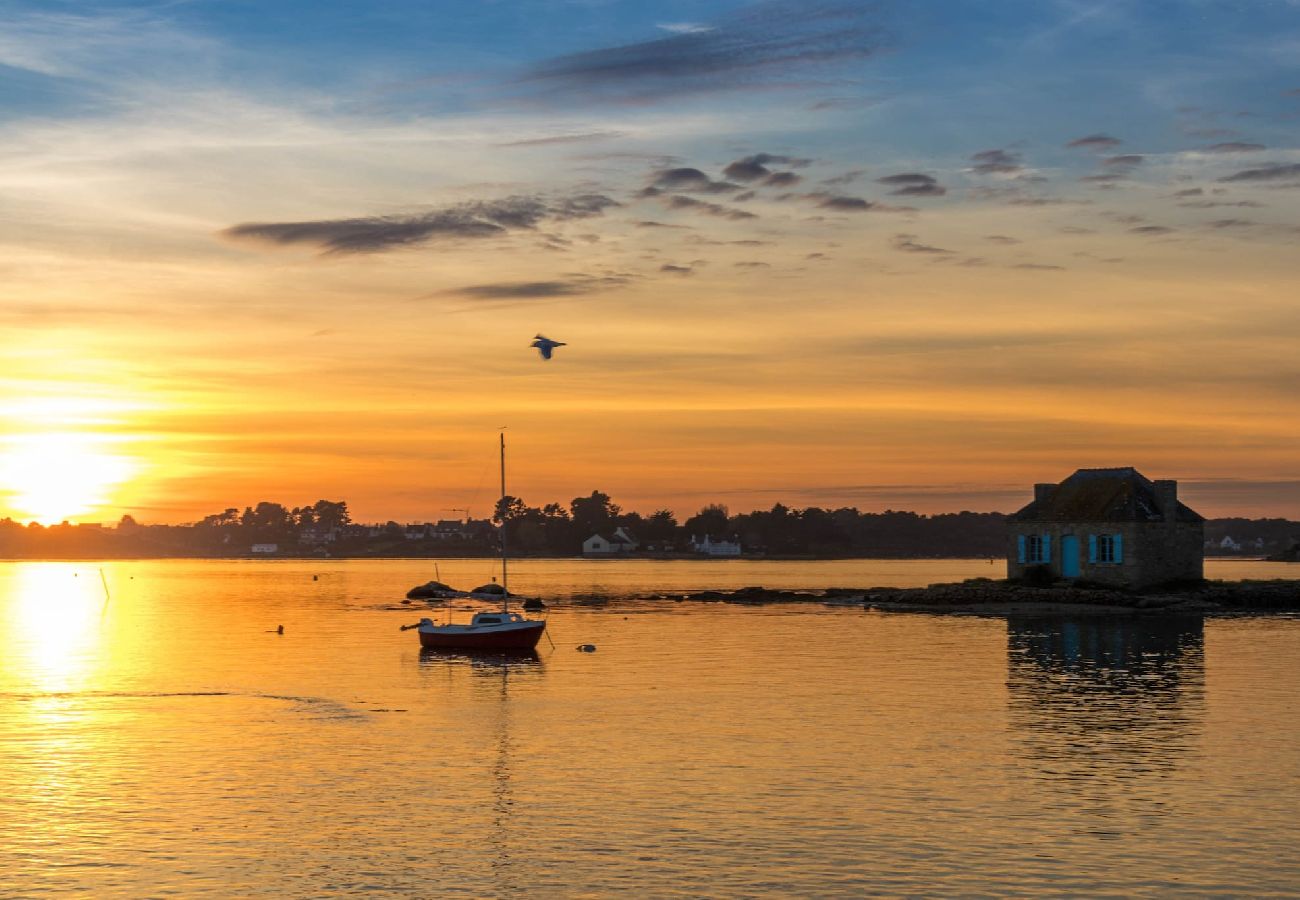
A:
[0,432,137,524]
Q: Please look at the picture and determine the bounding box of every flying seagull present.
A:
[531,334,566,360]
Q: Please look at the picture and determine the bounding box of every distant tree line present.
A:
[0,492,1297,560]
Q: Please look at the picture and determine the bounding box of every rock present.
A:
[406,580,457,599]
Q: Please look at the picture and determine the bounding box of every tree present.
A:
[312,500,350,529]
[642,509,678,543]
[684,503,730,539]
[570,491,621,536]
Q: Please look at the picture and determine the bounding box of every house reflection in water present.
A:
[1005,615,1205,828]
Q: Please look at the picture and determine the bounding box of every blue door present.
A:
[1061,535,1080,578]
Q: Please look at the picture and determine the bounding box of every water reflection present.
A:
[414,651,543,893]
[1006,616,1205,829]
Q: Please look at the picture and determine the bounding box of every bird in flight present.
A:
[531,334,566,360]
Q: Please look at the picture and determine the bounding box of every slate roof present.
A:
[1011,467,1204,524]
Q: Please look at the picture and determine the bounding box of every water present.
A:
[1,559,1298,896]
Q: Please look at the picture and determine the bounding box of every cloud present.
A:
[222,194,619,255]
[892,183,946,197]
[984,235,1021,244]
[664,195,757,220]
[724,159,770,182]
[764,171,802,188]
[497,131,626,147]
[650,167,740,194]
[969,148,1024,175]
[516,2,886,104]
[1066,133,1122,150]
[1218,163,1300,183]
[1103,154,1144,167]
[1207,218,1255,229]
[444,274,630,300]
[893,233,952,254]
[723,152,814,183]
[814,195,873,211]
[1202,142,1266,153]
[734,261,771,268]
[447,281,589,299]
[660,264,694,275]
[1130,225,1176,235]
[875,172,946,196]
[1177,199,1265,208]
[657,22,714,35]
[808,96,883,111]
[822,169,865,185]
[1013,263,1065,271]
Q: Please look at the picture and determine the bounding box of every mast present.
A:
[499,431,509,612]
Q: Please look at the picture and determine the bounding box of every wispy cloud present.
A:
[1202,142,1266,153]
[1066,133,1122,150]
[876,172,946,196]
[1219,162,1300,182]
[222,194,619,255]
[497,131,626,147]
[443,274,630,299]
[893,233,952,254]
[514,2,887,104]
[969,148,1024,175]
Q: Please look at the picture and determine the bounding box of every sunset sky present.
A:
[2,0,1298,525]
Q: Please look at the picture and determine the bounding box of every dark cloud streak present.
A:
[223,194,620,255]
[515,2,887,104]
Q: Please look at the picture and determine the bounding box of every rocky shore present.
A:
[669,579,1300,615]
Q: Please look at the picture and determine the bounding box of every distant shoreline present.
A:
[0,553,1288,563]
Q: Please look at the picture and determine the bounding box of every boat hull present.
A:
[417,620,546,653]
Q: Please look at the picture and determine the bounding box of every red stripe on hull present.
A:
[417,622,546,653]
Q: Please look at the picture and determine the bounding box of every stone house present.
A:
[1007,467,1204,589]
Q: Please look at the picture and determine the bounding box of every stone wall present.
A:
[1007,520,1204,589]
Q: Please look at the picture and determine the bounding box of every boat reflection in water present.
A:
[416,650,543,893]
[1006,615,1205,827]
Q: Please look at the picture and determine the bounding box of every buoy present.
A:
[277,625,284,635]
[576,644,596,653]
[313,575,319,581]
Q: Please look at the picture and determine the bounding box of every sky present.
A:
[1,0,1298,525]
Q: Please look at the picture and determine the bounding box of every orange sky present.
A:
[2,3,1298,524]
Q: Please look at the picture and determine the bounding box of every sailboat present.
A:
[406,434,547,654]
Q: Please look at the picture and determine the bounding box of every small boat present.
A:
[413,611,546,653]
[407,434,546,654]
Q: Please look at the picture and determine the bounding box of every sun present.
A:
[0,431,137,524]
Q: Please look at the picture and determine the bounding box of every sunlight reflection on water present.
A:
[0,559,1297,896]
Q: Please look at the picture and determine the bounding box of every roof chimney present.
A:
[1034,483,1055,504]
[1154,479,1178,521]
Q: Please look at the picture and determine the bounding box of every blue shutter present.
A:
[1088,534,1098,563]
[1017,535,1026,564]
[1113,533,1123,563]
[1042,533,1051,563]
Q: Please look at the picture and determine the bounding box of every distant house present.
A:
[583,534,614,555]
[1218,535,1242,553]
[299,527,338,546]
[582,527,638,556]
[1008,467,1204,589]
[250,543,279,555]
[690,535,742,557]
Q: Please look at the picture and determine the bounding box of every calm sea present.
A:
[1,558,1297,897]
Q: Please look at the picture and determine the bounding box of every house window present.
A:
[1098,534,1116,563]
[1027,534,1045,563]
